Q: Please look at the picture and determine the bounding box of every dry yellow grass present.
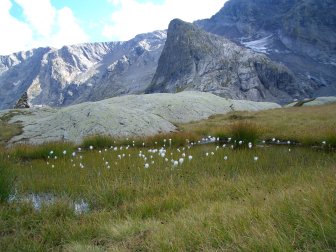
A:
[179,103,336,144]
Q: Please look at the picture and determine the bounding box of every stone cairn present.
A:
[14,92,30,109]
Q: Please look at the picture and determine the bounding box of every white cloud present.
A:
[0,0,34,55]
[102,0,226,41]
[0,0,89,55]
[14,0,56,37]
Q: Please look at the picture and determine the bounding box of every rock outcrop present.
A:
[196,0,336,98]
[14,92,30,109]
[0,91,280,145]
[147,19,299,104]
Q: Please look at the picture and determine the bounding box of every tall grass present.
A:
[1,144,335,251]
[0,156,14,203]
[10,141,75,160]
[229,121,262,146]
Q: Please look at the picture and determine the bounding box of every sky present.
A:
[0,0,227,55]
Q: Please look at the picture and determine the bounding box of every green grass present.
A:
[179,103,336,147]
[0,111,23,146]
[0,158,14,203]
[0,104,335,251]
[0,143,335,251]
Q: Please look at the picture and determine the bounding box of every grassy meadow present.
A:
[0,103,335,251]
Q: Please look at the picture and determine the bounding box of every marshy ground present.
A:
[0,103,335,251]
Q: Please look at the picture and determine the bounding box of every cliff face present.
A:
[196,0,336,97]
[0,31,166,110]
[147,19,300,103]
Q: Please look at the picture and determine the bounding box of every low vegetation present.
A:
[0,103,335,251]
[180,103,336,147]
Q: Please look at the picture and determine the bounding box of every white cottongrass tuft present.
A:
[188,155,193,161]
[224,156,228,160]
[254,156,259,161]
[144,163,149,169]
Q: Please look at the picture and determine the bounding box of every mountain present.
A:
[0,31,166,110]
[1,0,335,109]
[147,19,300,103]
[196,0,336,97]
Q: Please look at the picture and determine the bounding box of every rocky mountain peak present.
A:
[147,18,299,104]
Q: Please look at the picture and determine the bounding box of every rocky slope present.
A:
[147,19,300,104]
[196,0,336,97]
[0,31,166,110]
[0,91,280,145]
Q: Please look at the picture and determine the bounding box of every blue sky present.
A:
[0,0,226,55]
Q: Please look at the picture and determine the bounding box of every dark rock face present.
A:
[196,0,336,98]
[14,92,30,109]
[147,19,300,103]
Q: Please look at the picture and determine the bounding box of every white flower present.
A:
[239,140,243,145]
[72,152,76,157]
[272,138,276,142]
[50,150,54,155]
[188,155,193,161]
[89,145,93,150]
[211,152,214,156]
[165,158,169,162]
[287,141,291,145]
[179,158,184,164]
[224,156,228,161]
[173,160,178,167]
[322,141,326,145]
[206,152,209,157]
[51,164,54,168]
[182,153,186,157]
[254,156,259,161]
[144,163,149,169]
[63,150,67,155]
[289,149,291,152]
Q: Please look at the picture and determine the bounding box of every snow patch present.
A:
[242,35,273,54]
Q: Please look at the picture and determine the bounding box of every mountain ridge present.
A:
[0,30,166,110]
